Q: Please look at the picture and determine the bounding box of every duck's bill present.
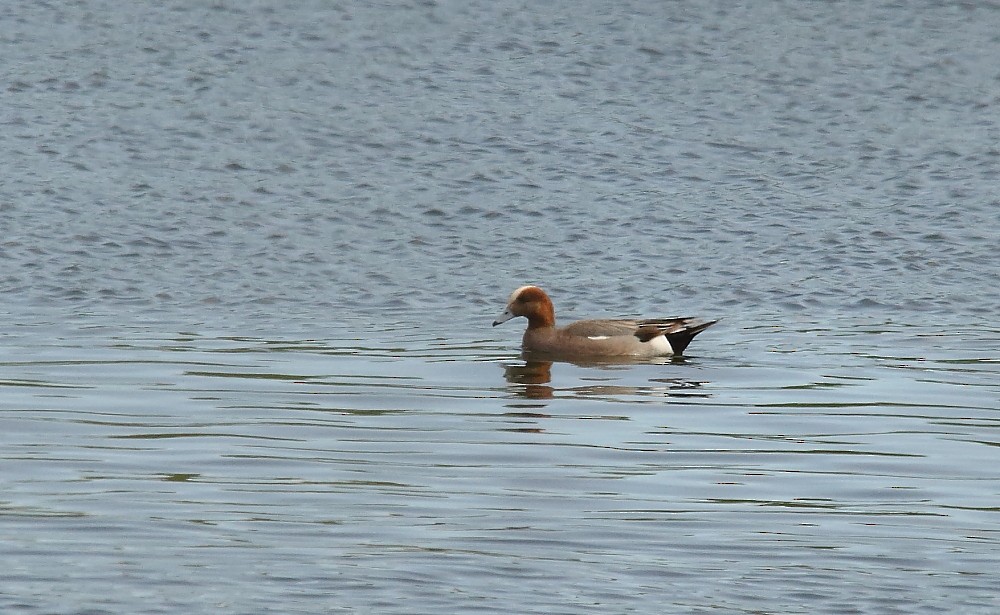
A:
[492,308,515,327]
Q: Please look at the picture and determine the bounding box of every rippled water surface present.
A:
[3,1,999,613]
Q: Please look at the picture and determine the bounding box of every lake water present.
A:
[2,1,999,613]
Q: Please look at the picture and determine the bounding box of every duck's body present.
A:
[493,285,716,358]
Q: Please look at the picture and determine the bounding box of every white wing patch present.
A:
[587,335,610,341]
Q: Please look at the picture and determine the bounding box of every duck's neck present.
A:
[525,302,556,329]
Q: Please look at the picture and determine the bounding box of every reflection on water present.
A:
[503,359,712,401]
[503,359,555,399]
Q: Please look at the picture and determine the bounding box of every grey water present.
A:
[2,1,999,613]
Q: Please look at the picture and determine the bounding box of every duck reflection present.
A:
[501,355,709,401]
[502,360,555,399]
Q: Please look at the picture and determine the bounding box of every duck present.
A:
[493,285,716,358]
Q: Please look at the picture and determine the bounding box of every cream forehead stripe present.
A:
[508,285,538,303]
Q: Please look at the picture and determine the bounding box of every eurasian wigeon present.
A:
[493,285,716,358]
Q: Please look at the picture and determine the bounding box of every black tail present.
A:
[665,319,717,355]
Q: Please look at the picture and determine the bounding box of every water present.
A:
[2,1,999,613]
